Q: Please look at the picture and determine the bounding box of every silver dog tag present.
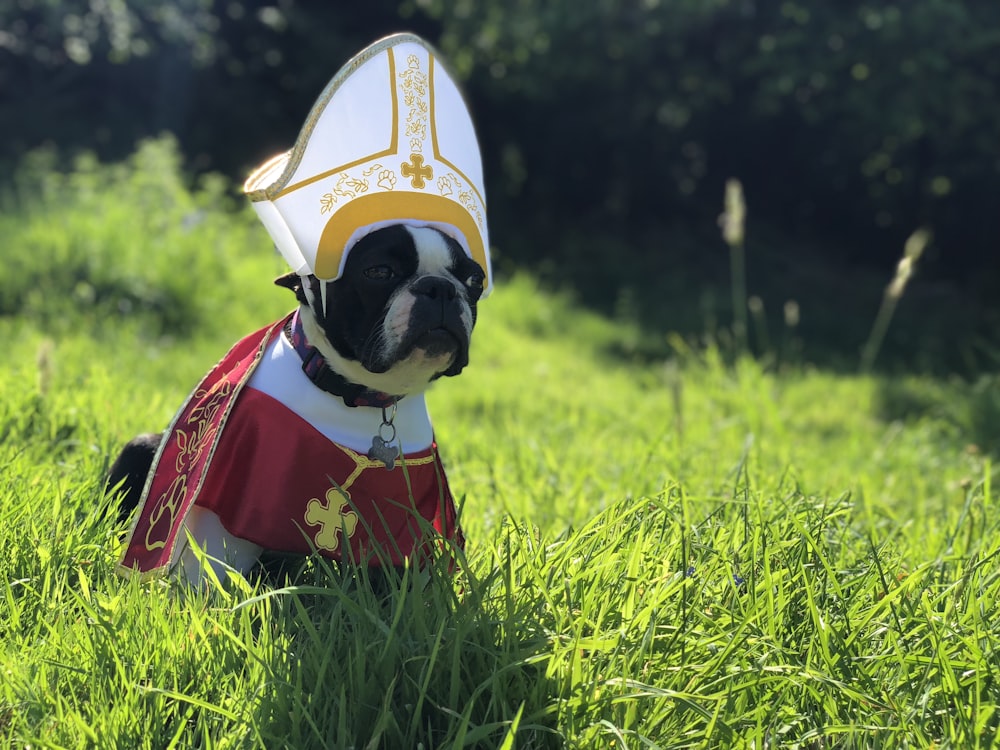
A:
[368,435,401,470]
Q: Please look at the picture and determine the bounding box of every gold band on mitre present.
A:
[244,33,492,295]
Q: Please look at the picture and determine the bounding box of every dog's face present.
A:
[278,225,486,396]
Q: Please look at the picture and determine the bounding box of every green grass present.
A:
[1,141,999,747]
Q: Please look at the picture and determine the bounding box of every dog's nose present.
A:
[412,276,457,301]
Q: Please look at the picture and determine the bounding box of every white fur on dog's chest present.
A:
[246,330,436,454]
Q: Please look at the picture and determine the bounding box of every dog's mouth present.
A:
[411,324,470,377]
[361,323,468,375]
[411,327,462,358]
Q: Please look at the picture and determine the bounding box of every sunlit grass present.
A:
[1,144,998,747]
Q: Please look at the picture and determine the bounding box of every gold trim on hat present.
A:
[315,191,488,283]
[428,56,485,211]
[243,33,490,289]
[244,34,409,200]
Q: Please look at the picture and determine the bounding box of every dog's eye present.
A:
[364,265,395,281]
[464,274,484,290]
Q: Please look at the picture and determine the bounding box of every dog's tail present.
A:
[105,432,163,524]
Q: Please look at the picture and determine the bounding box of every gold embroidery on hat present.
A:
[439,171,483,230]
[401,153,433,189]
[377,169,397,190]
[319,164,400,214]
[400,53,429,150]
[265,45,402,201]
[428,56,486,214]
[253,37,489,286]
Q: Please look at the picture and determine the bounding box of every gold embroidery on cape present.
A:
[174,418,217,473]
[144,474,187,551]
[144,372,234,552]
[175,377,231,472]
[119,319,285,578]
[305,488,360,551]
[303,444,436,552]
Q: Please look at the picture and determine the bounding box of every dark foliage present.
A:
[2,1,998,372]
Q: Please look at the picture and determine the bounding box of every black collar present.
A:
[284,311,401,409]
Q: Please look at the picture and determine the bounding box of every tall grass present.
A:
[719,178,748,356]
[0,137,287,338]
[860,228,932,374]
[1,142,998,747]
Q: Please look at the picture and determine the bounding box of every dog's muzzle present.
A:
[363,277,472,376]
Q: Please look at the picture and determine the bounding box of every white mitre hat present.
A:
[244,33,492,296]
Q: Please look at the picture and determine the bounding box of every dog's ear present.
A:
[275,272,311,306]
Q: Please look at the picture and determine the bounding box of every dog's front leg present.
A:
[174,506,264,585]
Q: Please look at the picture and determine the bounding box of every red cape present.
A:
[118,314,462,578]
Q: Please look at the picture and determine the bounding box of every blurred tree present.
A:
[0,1,440,176]
[0,0,221,162]
[2,0,999,359]
[416,0,1000,283]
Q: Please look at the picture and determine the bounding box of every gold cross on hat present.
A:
[401,153,433,188]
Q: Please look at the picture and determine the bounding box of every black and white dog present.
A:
[108,223,485,584]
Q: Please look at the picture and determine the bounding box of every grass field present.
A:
[1,141,999,748]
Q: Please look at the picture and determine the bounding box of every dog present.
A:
[109,32,492,584]
[108,223,485,584]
